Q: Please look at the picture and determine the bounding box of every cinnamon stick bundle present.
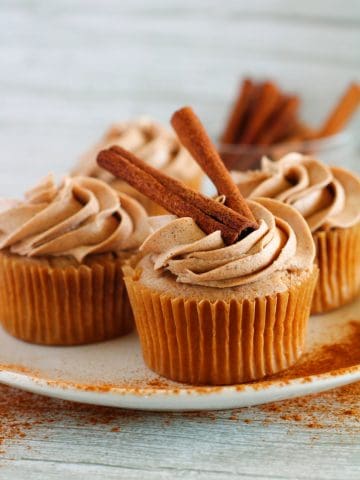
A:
[220,78,360,157]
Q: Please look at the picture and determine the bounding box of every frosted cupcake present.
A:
[72,118,202,215]
[0,175,149,345]
[98,107,318,385]
[233,153,360,313]
[126,199,317,385]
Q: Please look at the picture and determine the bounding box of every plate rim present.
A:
[0,363,359,411]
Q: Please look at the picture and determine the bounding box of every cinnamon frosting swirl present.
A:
[232,153,360,232]
[72,118,200,183]
[140,198,314,288]
[0,175,149,262]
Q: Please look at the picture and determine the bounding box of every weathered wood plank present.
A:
[0,381,359,479]
[0,2,359,479]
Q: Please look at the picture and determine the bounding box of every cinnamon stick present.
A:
[238,81,280,145]
[109,145,255,232]
[318,83,360,137]
[98,149,253,244]
[171,106,257,224]
[282,122,316,144]
[220,78,255,144]
[257,96,300,145]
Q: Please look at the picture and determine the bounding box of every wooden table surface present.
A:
[0,1,359,478]
[0,382,359,479]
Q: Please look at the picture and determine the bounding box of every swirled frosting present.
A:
[232,153,360,232]
[140,198,314,288]
[72,117,200,183]
[0,175,150,262]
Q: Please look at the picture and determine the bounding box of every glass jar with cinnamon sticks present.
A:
[218,79,360,172]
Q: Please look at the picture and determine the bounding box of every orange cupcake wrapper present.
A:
[312,223,360,314]
[0,253,134,345]
[125,267,318,385]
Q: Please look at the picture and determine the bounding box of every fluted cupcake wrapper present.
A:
[312,223,360,314]
[125,268,318,385]
[0,252,134,345]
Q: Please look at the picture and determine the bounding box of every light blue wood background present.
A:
[1,0,359,196]
[0,1,359,478]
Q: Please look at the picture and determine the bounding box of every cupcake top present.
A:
[0,175,150,262]
[72,117,200,183]
[140,197,315,288]
[96,107,316,291]
[232,153,360,233]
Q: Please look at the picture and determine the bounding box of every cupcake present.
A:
[233,153,360,313]
[0,174,150,345]
[98,107,318,385]
[72,117,202,215]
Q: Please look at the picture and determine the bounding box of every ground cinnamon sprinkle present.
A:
[0,380,358,453]
[0,321,359,452]
[0,384,144,450]
[258,381,360,431]
[271,321,360,381]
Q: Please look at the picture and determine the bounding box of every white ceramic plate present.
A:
[0,297,359,411]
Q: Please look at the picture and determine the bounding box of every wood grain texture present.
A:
[0,1,359,478]
[0,0,359,197]
[0,383,359,480]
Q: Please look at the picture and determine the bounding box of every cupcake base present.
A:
[0,252,134,345]
[312,223,360,314]
[125,262,318,385]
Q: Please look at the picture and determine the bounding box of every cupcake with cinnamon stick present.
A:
[233,153,360,313]
[72,118,202,215]
[0,175,149,345]
[98,107,318,386]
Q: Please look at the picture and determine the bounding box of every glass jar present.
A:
[218,130,359,173]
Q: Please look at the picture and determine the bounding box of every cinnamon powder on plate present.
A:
[272,320,360,380]
[0,321,359,451]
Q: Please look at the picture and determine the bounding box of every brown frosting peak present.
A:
[232,153,360,232]
[0,175,149,262]
[72,117,200,183]
[141,198,314,288]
